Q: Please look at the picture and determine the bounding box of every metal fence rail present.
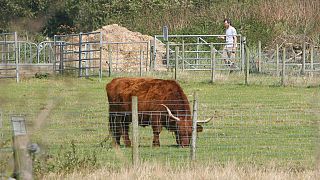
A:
[249,42,320,76]
[54,32,103,78]
[102,41,150,77]
[0,32,19,82]
[153,34,244,72]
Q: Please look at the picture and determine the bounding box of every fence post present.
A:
[310,46,314,77]
[11,115,32,180]
[182,40,185,71]
[241,37,246,73]
[276,44,280,77]
[14,32,19,83]
[281,48,286,86]
[140,50,143,77]
[166,42,170,69]
[58,42,65,75]
[245,46,250,85]
[150,43,154,71]
[99,32,103,80]
[302,40,306,75]
[258,41,262,73]
[78,32,83,77]
[210,44,216,83]
[175,46,179,80]
[131,96,139,168]
[108,44,112,77]
[190,91,198,161]
[0,109,2,126]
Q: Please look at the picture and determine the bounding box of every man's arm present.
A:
[233,35,237,51]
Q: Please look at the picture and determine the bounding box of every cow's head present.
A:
[161,104,212,147]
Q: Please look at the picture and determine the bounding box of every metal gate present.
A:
[54,32,102,78]
[0,32,19,82]
[153,34,244,71]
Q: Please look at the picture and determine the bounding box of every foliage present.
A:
[1,0,320,46]
[33,140,97,176]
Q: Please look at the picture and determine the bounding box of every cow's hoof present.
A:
[152,143,160,147]
[125,143,131,148]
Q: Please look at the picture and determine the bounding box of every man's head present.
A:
[224,18,231,28]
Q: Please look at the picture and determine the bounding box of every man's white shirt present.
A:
[225,26,237,48]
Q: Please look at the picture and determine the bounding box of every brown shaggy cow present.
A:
[106,77,210,147]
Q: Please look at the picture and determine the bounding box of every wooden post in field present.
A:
[281,48,286,86]
[276,44,280,77]
[245,47,250,85]
[0,109,2,129]
[190,91,198,161]
[210,44,216,83]
[166,42,170,69]
[302,40,306,75]
[108,44,112,77]
[182,40,185,71]
[0,110,2,138]
[78,32,83,77]
[310,46,314,77]
[241,37,246,72]
[131,96,139,167]
[14,32,19,83]
[175,46,179,80]
[139,50,143,77]
[11,115,32,180]
[258,41,262,73]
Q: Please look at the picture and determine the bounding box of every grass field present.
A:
[0,72,319,179]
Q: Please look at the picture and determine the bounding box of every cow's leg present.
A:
[110,115,121,147]
[121,116,131,147]
[151,115,162,147]
[121,120,131,147]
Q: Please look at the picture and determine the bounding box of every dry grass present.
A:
[42,162,318,180]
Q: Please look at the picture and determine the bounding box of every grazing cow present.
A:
[106,77,211,147]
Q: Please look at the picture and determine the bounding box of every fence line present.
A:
[0,96,318,177]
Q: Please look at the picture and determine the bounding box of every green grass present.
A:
[0,73,319,177]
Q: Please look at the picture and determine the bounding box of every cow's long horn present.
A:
[160,104,180,121]
[197,116,214,123]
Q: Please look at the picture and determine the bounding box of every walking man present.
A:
[219,18,237,69]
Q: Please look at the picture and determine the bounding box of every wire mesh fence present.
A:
[1,95,318,178]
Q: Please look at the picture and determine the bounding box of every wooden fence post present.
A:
[0,109,2,129]
[301,40,306,75]
[245,46,250,85]
[190,91,198,161]
[166,42,170,69]
[108,44,112,77]
[131,96,139,167]
[210,44,216,83]
[11,115,32,180]
[14,32,19,83]
[310,46,314,77]
[182,40,185,71]
[175,46,179,80]
[281,48,286,86]
[276,44,280,77]
[139,50,143,77]
[241,37,246,72]
[258,41,262,73]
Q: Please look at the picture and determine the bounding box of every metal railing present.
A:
[153,34,243,71]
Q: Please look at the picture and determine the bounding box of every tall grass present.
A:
[43,162,317,180]
[0,74,319,178]
[130,0,320,45]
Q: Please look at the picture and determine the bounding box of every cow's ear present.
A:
[196,124,203,132]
